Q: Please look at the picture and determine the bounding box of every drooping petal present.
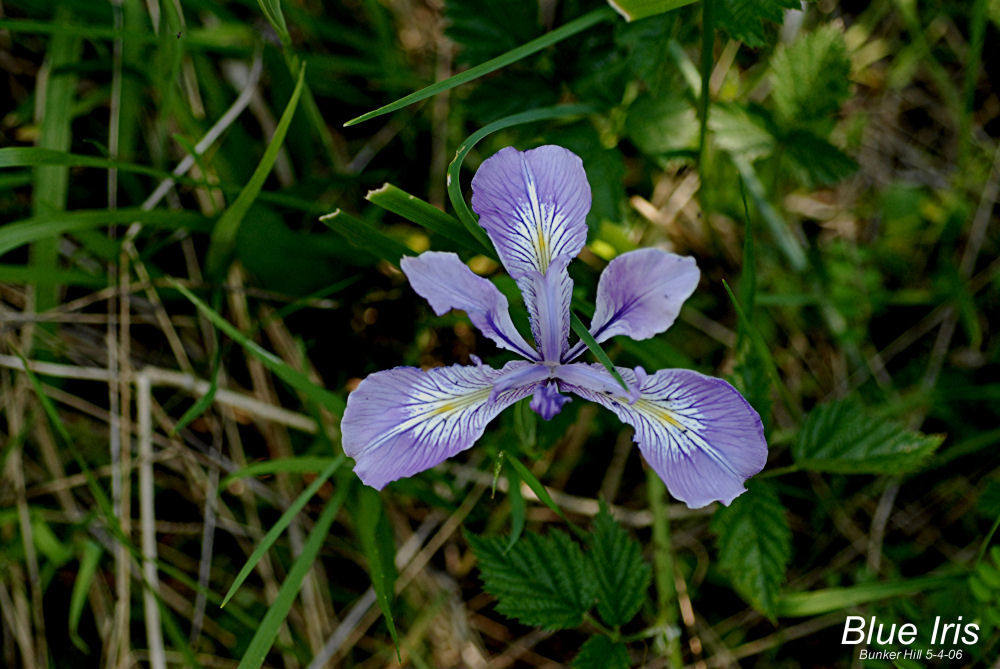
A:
[530,380,572,420]
[401,251,538,361]
[590,249,699,344]
[471,145,591,280]
[554,362,639,403]
[521,254,572,362]
[564,365,767,508]
[342,361,539,489]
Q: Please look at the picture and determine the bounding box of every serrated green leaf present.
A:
[589,502,650,627]
[716,0,800,47]
[711,480,790,620]
[572,635,631,669]
[710,103,776,161]
[468,529,595,630]
[770,24,851,127]
[792,397,944,474]
[357,487,400,657]
[782,129,858,187]
[626,93,699,155]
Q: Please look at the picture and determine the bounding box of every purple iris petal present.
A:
[401,251,538,361]
[471,145,591,280]
[521,254,572,363]
[530,380,572,420]
[554,362,638,403]
[565,365,767,508]
[590,249,699,344]
[342,361,540,489]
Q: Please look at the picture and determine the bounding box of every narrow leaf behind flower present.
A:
[366,183,491,256]
[506,454,586,540]
[319,209,412,266]
[344,7,615,126]
[356,487,401,658]
[569,313,630,394]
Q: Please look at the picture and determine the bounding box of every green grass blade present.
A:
[257,0,290,46]
[0,264,105,287]
[608,0,698,21]
[205,63,307,277]
[0,208,212,257]
[68,540,103,653]
[447,103,596,245]
[344,7,615,126]
[569,312,630,393]
[29,4,81,317]
[366,183,489,255]
[221,455,345,608]
[236,482,349,669]
[730,156,807,272]
[776,576,960,617]
[218,456,342,492]
[504,462,526,553]
[170,280,346,414]
[357,487,400,659]
[319,209,412,266]
[506,454,585,540]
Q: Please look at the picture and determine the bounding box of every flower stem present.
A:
[646,468,683,668]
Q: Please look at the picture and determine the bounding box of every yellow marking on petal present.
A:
[433,403,455,415]
[636,399,687,432]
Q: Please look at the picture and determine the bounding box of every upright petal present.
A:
[590,249,699,344]
[401,251,538,361]
[342,361,539,489]
[564,365,767,508]
[471,145,591,279]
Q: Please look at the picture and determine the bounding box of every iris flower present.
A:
[342,145,767,508]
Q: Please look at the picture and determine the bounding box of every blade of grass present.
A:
[506,453,586,540]
[731,156,807,272]
[357,487,400,660]
[504,462,526,553]
[68,539,103,653]
[29,3,81,318]
[366,183,489,255]
[447,103,596,245]
[318,209,412,266]
[170,280,346,415]
[219,456,342,492]
[0,208,212,256]
[236,481,349,669]
[608,0,698,21]
[775,575,960,617]
[221,455,345,607]
[569,312,630,394]
[345,7,615,126]
[205,63,306,277]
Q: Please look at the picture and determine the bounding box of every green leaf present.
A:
[365,183,488,255]
[776,575,960,617]
[221,456,345,607]
[344,7,615,126]
[569,313,630,395]
[504,460,527,553]
[356,487,400,657]
[505,454,585,538]
[792,397,944,474]
[69,540,103,653]
[256,0,290,47]
[237,483,348,669]
[219,456,342,492]
[319,209,412,267]
[782,129,858,187]
[716,0,801,47]
[626,94,699,155]
[711,480,791,620]
[589,502,651,627]
[468,529,596,630]
[608,0,698,22]
[770,24,851,127]
[572,635,631,669]
[709,103,776,161]
[205,63,306,278]
[170,280,346,415]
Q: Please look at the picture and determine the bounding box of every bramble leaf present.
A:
[468,529,596,630]
[792,397,944,474]
[716,0,801,47]
[589,502,651,627]
[782,129,858,187]
[572,635,631,669]
[711,480,791,620]
[770,24,851,127]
